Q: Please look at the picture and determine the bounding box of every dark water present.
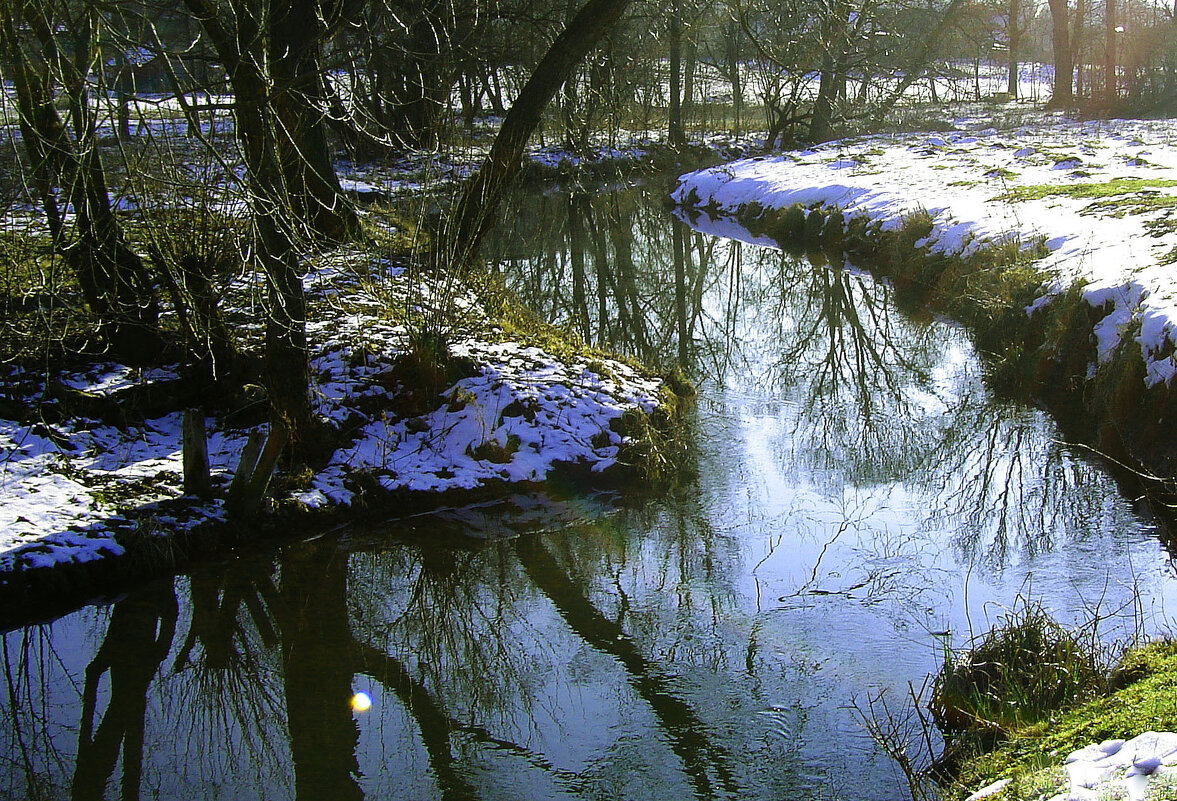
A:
[4,186,1176,801]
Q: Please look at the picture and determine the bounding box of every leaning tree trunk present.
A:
[445,0,635,274]
[868,0,969,128]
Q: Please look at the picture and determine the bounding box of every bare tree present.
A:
[0,0,162,361]
[446,0,636,274]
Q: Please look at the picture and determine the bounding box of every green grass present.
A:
[997,177,1177,203]
[952,640,1177,800]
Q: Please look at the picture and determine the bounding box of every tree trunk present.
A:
[809,3,851,143]
[2,2,160,361]
[810,57,838,142]
[682,30,697,128]
[446,0,634,274]
[1104,0,1117,106]
[668,0,686,147]
[1008,0,1021,98]
[269,0,358,243]
[1048,0,1074,107]
[236,82,318,450]
[726,19,743,133]
[185,0,367,455]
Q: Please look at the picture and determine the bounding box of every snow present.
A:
[674,116,1177,385]
[0,251,667,572]
[964,731,1177,801]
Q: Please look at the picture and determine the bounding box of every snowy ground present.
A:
[0,252,667,573]
[673,113,1177,387]
[967,731,1177,801]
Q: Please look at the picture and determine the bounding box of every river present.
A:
[2,184,1175,801]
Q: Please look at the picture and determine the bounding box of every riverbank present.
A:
[956,641,1177,801]
[0,143,710,623]
[672,112,1177,518]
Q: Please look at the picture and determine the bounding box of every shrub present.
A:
[931,598,1104,733]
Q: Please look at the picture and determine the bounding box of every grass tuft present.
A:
[997,177,1177,203]
[931,598,1105,735]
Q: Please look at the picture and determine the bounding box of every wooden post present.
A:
[226,426,290,518]
[182,408,211,498]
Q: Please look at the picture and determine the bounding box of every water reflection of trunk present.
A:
[174,564,280,671]
[72,582,177,801]
[585,204,613,348]
[603,197,653,358]
[568,193,592,341]
[276,540,363,801]
[355,644,478,801]
[674,218,690,367]
[514,536,740,800]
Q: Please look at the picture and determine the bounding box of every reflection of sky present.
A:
[5,191,1177,801]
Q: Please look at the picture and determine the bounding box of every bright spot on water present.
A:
[351,692,372,713]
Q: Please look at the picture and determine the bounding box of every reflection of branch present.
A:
[455,722,589,792]
[354,643,478,801]
[514,536,741,801]
[357,641,596,798]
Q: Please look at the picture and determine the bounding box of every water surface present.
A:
[3,185,1175,801]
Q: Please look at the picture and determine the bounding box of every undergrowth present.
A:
[930,598,1106,734]
[951,639,1177,800]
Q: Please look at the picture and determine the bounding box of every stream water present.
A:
[3,185,1177,801]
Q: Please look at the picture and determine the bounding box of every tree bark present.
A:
[1104,0,1117,106]
[668,0,686,147]
[1008,0,1021,98]
[269,0,359,242]
[726,18,743,133]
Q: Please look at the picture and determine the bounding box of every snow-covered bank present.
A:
[0,251,689,584]
[967,731,1177,801]
[673,114,1177,386]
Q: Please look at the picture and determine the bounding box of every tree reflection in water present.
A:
[1,187,1173,801]
[72,581,177,801]
[486,185,1150,567]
